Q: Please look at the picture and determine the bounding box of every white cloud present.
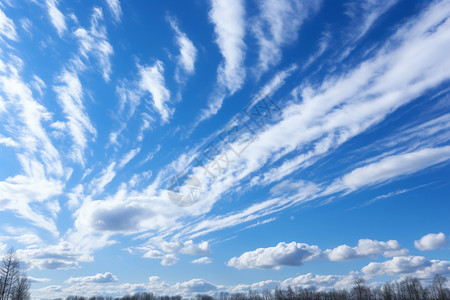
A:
[200,0,246,120]
[168,17,197,80]
[0,8,17,40]
[45,0,66,37]
[28,277,51,283]
[281,273,355,291]
[180,240,211,256]
[138,61,172,122]
[74,7,114,81]
[227,238,407,270]
[0,136,19,147]
[325,239,407,261]
[362,256,450,278]
[17,241,92,270]
[192,257,212,264]
[143,250,179,266]
[105,0,122,22]
[0,53,64,235]
[249,64,297,107]
[414,232,448,251]
[53,69,96,165]
[118,147,140,169]
[227,242,321,270]
[331,146,450,192]
[66,272,118,284]
[177,279,218,293]
[89,162,116,195]
[209,0,246,94]
[251,0,321,76]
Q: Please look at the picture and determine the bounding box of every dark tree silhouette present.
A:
[0,248,30,300]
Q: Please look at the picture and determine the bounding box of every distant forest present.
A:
[63,275,449,300]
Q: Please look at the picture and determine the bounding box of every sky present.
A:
[0,0,450,298]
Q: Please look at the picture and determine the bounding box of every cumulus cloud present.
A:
[325,239,408,261]
[45,0,66,37]
[227,242,321,269]
[414,232,448,251]
[143,250,179,266]
[362,256,450,278]
[178,279,218,293]
[227,239,407,270]
[66,272,118,284]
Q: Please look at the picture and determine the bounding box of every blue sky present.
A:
[0,0,449,298]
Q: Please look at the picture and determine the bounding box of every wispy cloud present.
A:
[168,16,197,81]
[74,7,114,81]
[327,146,450,193]
[105,0,122,23]
[200,0,246,121]
[251,0,321,76]
[53,69,96,165]
[0,7,17,40]
[138,61,172,122]
[45,0,66,37]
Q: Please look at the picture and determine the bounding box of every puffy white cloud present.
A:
[177,279,218,293]
[66,272,119,284]
[192,257,212,264]
[227,242,321,269]
[0,8,17,40]
[362,256,450,278]
[180,240,211,256]
[45,0,66,37]
[414,232,448,251]
[325,239,407,261]
[282,273,355,291]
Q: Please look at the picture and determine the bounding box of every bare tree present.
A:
[0,248,30,300]
[432,274,448,300]
[352,277,371,300]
